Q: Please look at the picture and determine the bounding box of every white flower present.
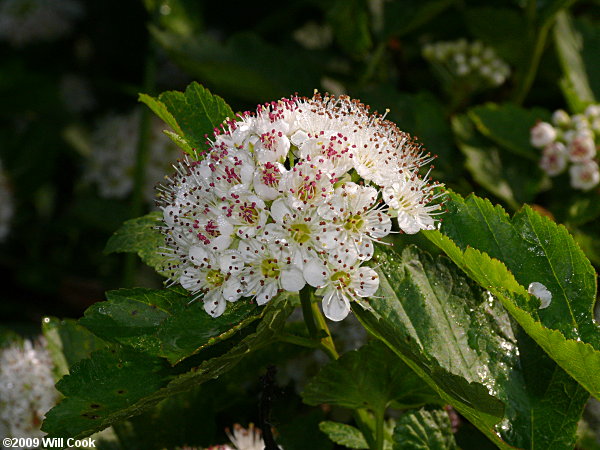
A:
[530,122,557,148]
[567,131,596,163]
[226,423,272,450]
[304,249,379,321]
[585,104,600,119]
[422,39,510,87]
[179,249,244,317]
[382,172,443,234]
[317,182,391,260]
[0,339,58,444]
[87,109,181,202]
[539,142,568,176]
[528,282,552,309]
[263,197,326,263]
[0,160,14,242]
[279,160,335,210]
[158,92,442,320]
[552,109,571,127]
[570,160,600,191]
[239,240,305,305]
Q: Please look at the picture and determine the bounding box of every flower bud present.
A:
[530,122,556,148]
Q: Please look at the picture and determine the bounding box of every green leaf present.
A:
[319,422,368,449]
[468,103,551,161]
[303,340,439,412]
[425,191,600,401]
[327,0,372,55]
[355,245,588,449]
[452,114,544,209]
[104,212,169,275]
[79,288,261,365]
[393,408,457,450]
[554,11,596,113]
[139,82,234,153]
[42,296,293,439]
[464,8,529,67]
[151,30,321,103]
[42,318,108,379]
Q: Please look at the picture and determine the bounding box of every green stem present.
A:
[374,407,385,450]
[513,22,550,105]
[123,17,157,287]
[277,332,320,349]
[299,287,339,360]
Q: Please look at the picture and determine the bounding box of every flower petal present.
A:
[321,289,350,321]
[303,258,328,287]
[280,267,306,292]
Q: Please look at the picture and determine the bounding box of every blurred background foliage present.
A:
[1,0,600,447]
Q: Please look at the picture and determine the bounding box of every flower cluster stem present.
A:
[374,407,385,450]
[513,21,551,105]
[299,287,339,360]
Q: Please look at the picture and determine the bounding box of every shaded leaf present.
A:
[355,245,588,449]
[42,318,108,379]
[140,82,234,154]
[464,8,529,67]
[151,30,321,103]
[79,287,261,364]
[319,421,368,449]
[468,103,551,161]
[393,408,457,450]
[104,212,168,275]
[303,340,439,412]
[42,296,293,439]
[452,114,544,209]
[425,192,600,402]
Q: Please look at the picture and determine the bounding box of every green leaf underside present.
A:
[139,81,234,154]
[468,103,551,161]
[553,11,596,113]
[42,297,293,439]
[355,245,587,449]
[452,115,544,210]
[303,340,440,413]
[392,408,457,450]
[425,192,600,401]
[104,212,170,276]
[319,421,368,449]
[79,287,261,365]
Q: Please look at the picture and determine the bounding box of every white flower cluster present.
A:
[159,93,443,321]
[0,338,58,445]
[86,109,181,202]
[0,0,82,47]
[531,105,600,191]
[0,160,14,242]
[422,39,510,87]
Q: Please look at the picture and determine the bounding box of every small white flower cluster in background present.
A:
[0,0,83,47]
[179,423,272,450]
[422,39,510,88]
[86,109,182,203]
[0,160,14,242]
[531,105,600,191]
[0,338,58,446]
[158,93,443,321]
